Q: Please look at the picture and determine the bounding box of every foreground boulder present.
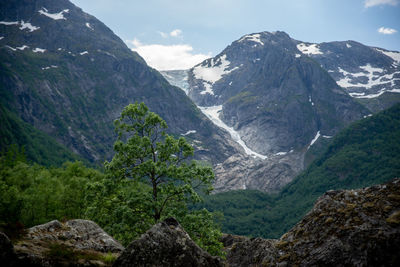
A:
[225,178,400,266]
[13,219,123,266]
[113,217,223,267]
[0,232,19,267]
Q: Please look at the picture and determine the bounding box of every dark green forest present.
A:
[0,104,85,166]
[199,103,400,238]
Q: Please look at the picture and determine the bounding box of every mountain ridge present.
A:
[0,0,242,169]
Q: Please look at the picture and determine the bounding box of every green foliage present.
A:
[0,153,103,229]
[198,103,400,239]
[86,102,223,256]
[105,102,214,221]
[84,176,154,246]
[0,104,85,167]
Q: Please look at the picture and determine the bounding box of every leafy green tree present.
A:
[105,102,214,222]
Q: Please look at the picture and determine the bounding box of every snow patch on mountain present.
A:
[86,22,94,30]
[193,54,239,95]
[5,45,17,51]
[42,65,58,70]
[350,88,400,99]
[0,20,39,32]
[19,20,40,32]
[33,48,46,53]
[79,51,89,55]
[199,105,267,160]
[375,48,400,63]
[16,45,29,50]
[181,130,196,136]
[297,43,323,55]
[0,37,3,40]
[0,21,19,25]
[307,131,321,150]
[337,64,400,95]
[238,33,264,46]
[346,43,352,48]
[39,8,69,20]
[308,95,315,106]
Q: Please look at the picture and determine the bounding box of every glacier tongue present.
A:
[161,70,267,160]
[199,106,267,160]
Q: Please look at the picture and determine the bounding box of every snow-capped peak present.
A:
[238,33,264,46]
[193,54,239,95]
[375,48,400,63]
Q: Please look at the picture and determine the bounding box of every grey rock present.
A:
[224,178,400,266]
[26,219,123,253]
[165,31,370,193]
[113,217,223,267]
[13,219,123,266]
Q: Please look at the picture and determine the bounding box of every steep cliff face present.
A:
[224,178,400,266]
[0,0,240,165]
[188,31,368,156]
[163,31,369,192]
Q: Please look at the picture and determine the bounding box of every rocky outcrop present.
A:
[113,217,223,267]
[222,234,278,267]
[213,152,304,193]
[0,232,19,267]
[225,178,400,266]
[12,219,123,266]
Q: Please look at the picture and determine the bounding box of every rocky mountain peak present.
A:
[178,30,369,192]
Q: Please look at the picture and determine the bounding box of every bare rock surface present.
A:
[113,217,223,267]
[225,178,400,266]
[13,219,123,266]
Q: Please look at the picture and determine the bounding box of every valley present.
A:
[1,0,400,265]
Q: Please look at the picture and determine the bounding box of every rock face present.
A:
[0,0,240,166]
[13,219,123,266]
[222,234,278,267]
[164,31,370,193]
[113,217,223,267]
[300,40,400,104]
[224,178,400,266]
[297,40,400,114]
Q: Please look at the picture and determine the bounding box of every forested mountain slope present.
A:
[0,0,240,166]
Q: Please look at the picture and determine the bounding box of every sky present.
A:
[70,0,400,70]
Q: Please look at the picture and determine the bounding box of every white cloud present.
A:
[126,38,142,47]
[170,29,182,37]
[378,27,398,34]
[126,39,211,70]
[364,0,399,8]
[158,31,168,38]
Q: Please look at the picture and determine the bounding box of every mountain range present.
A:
[163,31,400,192]
[1,0,400,194]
